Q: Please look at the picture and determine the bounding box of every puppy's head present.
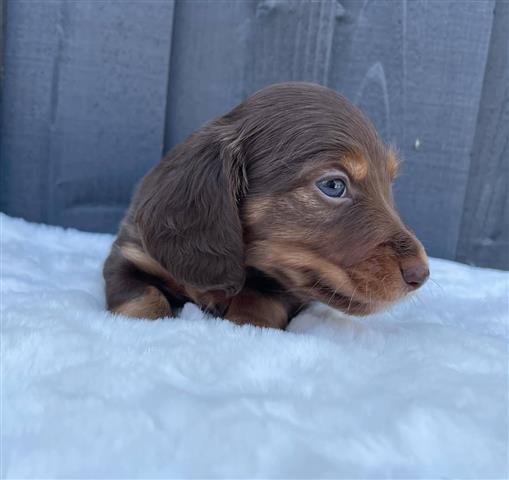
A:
[135,82,428,315]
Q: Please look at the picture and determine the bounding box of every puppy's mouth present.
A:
[246,241,417,316]
[311,283,384,316]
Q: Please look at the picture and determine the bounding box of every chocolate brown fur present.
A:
[103,82,429,328]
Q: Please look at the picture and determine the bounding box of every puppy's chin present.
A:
[309,283,391,316]
[308,262,411,316]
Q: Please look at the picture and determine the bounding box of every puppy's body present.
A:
[104,82,429,329]
[104,225,300,328]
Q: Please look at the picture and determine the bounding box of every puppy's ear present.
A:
[133,123,247,297]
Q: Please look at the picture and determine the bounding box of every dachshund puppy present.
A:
[103,82,429,329]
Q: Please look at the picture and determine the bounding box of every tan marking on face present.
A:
[346,246,404,304]
[342,153,369,181]
[113,286,171,319]
[243,196,273,226]
[226,289,288,329]
[247,241,356,297]
[292,187,325,211]
[247,236,426,314]
[387,148,400,179]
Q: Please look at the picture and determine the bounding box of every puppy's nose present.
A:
[400,261,429,289]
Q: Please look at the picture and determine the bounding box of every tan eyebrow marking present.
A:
[341,153,369,181]
[387,148,400,179]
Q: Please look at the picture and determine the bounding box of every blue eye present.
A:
[316,178,347,198]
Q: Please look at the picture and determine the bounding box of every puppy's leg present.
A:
[103,246,172,320]
[112,285,171,320]
[225,289,291,330]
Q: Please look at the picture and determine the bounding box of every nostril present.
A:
[400,264,430,289]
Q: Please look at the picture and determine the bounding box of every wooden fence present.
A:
[0,0,507,269]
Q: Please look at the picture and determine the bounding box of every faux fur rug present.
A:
[2,213,508,478]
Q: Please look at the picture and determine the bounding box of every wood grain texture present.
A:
[165,0,340,148]
[396,0,496,261]
[0,1,62,223]
[329,0,496,261]
[246,0,338,91]
[0,0,174,232]
[164,0,252,149]
[0,0,506,268]
[456,0,509,269]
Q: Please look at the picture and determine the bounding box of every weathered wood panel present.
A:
[165,0,252,149]
[0,0,174,232]
[397,0,495,261]
[0,0,506,268]
[329,0,495,261]
[328,0,404,141]
[457,0,509,269]
[245,0,338,91]
[165,0,343,148]
[0,1,62,224]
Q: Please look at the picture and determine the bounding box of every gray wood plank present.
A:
[246,0,338,92]
[329,0,496,261]
[165,0,340,149]
[0,0,175,232]
[164,0,502,266]
[0,1,61,223]
[328,0,404,141]
[0,0,506,269]
[165,0,253,149]
[399,0,495,261]
[457,0,509,269]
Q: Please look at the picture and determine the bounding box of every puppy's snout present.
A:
[400,259,429,289]
[386,226,429,290]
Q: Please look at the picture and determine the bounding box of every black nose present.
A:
[400,263,429,289]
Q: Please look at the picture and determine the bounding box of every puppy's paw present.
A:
[112,286,172,320]
[226,312,285,330]
[225,290,290,330]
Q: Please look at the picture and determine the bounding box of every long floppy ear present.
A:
[133,122,247,297]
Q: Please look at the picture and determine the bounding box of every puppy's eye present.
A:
[316,178,347,198]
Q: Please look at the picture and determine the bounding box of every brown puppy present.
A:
[103,82,429,329]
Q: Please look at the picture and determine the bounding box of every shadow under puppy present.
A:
[103,82,429,329]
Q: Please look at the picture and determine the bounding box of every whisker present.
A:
[428,277,446,301]
[325,280,338,307]
[347,285,359,314]
[378,275,399,320]
[429,277,445,292]
[379,274,390,298]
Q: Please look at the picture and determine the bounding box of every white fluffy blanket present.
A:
[2,213,508,478]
